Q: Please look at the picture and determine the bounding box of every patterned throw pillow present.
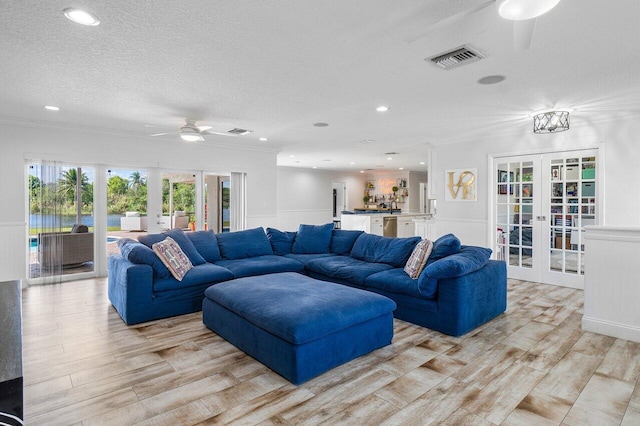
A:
[152,237,193,281]
[404,239,433,279]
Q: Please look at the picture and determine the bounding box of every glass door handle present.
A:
[536,216,547,221]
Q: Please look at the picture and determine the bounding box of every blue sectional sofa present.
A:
[108,225,507,336]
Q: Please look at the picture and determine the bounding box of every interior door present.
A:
[495,156,540,282]
[540,150,598,287]
[494,149,598,288]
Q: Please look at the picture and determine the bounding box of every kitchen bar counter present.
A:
[341,213,431,237]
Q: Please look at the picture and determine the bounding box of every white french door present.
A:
[494,149,599,288]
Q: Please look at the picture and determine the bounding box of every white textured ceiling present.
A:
[1,0,639,171]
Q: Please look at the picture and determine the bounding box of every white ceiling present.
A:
[2,0,639,172]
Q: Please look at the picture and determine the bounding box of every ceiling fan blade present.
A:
[197,125,212,131]
[405,0,496,44]
[150,132,175,137]
[513,18,536,51]
[201,130,236,137]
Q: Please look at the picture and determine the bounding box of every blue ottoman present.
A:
[202,272,396,384]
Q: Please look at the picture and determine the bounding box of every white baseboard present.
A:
[582,316,640,343]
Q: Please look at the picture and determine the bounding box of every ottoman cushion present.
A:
[203,272,396,384]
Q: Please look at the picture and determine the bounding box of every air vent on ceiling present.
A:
[427,45,484,70]
[227,128,253,135]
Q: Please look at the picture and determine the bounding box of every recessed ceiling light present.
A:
[359,170,364,173]
[313,122,329,127]
[350,162,355,165]
[399,167,404,170]
[477,75,506,85]
[376,106,389,112]
[313,166,317,169]
[44,105,60,111]
[420,161,425,165]
[387,157,393,161]
[63,8,100,26]
[259,137,268,141]
[289,155,296,158]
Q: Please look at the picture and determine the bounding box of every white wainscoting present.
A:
[0,222,27,282]
[431,218,489,247]
[245,214,279,231]
[582,226,640,343]
[276,209,334,232]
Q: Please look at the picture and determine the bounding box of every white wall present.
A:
[430,118,640,246]
[0,120,279,280]
[276,167,364,231]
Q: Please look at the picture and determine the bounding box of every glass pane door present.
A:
[542,151,597,287]
[495,156,540,282]
[495,149,598,289]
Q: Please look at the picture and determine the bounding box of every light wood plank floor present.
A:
[22,278,640,425]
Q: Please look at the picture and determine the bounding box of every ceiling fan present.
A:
[150,119,252,142]
[408,0,561,51]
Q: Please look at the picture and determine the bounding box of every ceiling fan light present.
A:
[498,0,561,20]
[180,133,203,142]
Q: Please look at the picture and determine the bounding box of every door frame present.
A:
[487,143,605,288]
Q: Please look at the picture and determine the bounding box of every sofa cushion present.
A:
[417,246,492,298]
[330,229,364,255]
[164,228,206,266]
[404,239,433,279]
[350,233,421,268]
[71,223,89,233]
[292,223,334,254]
[152,237,193,281]
[283,253,336,267]
[216,227,274,260]
[117,238,170,278]
[266,228,297,255]
[186,230,222,262]
[137,233,166,248]
[215,255,304,278]
[138,229,206,266]
[365,268,427,298]
[427,233,461,264]
[305,255,393,286]
[153,263,235,293]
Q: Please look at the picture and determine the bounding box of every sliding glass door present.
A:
[28,162,94,282]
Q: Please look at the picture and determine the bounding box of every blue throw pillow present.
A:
[163,228,206,266]
[418,246,492,297]
[117,238,170,278]
[186,230,222,262]
[350,233,421,268]
[427,233,461,264]
[292,223,334,254]
[266,228,297,255]
[216,227,274,260]
[330,229,364,255]
[137,233,166,248]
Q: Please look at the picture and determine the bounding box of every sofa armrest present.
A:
[435,259,507,336]
[108,254,154,325]
[417,246,492,298]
